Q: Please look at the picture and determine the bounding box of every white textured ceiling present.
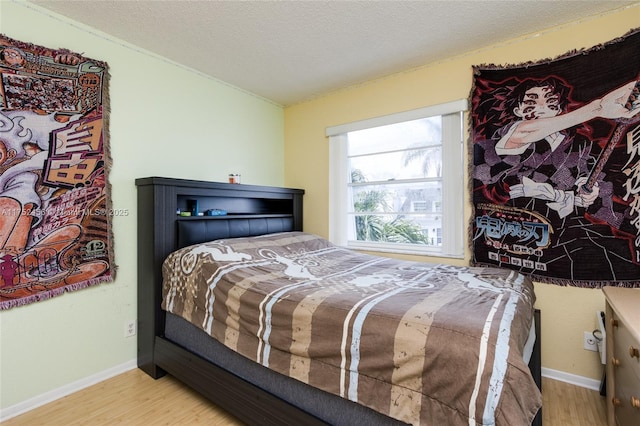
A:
[28,0,639,106]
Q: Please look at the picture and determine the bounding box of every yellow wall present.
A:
[285,4,640,382]
[0,1,284,413]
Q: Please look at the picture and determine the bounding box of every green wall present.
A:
[0,0,284,415]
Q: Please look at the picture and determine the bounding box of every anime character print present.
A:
[0,34,113,308]
[471,31,640,286]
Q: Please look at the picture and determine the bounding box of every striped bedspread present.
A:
[162,232,541,425]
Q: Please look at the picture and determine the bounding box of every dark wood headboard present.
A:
[135,177,304,377]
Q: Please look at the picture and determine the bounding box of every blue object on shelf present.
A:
[205,209,227,216]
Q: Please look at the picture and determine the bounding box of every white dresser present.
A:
[604,286,640,426]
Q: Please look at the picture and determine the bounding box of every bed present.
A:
[136,177,542,426]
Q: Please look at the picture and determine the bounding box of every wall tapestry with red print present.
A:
[0,34,115,309]
[471,28,640,287]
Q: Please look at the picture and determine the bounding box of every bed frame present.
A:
[136,176,542,425]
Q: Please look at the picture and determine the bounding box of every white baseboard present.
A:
[1,359,137,422]
[542,367,602,391]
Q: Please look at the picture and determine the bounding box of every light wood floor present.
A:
[4,369,607,425]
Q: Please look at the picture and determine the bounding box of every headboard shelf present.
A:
[136,176,304,378]
[177,213,294,220]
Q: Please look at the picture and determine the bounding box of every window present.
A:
[327,99,467,258]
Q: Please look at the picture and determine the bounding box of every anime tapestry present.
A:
[0,34,115,309]
[471,28,640,288]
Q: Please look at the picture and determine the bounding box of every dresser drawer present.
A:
[612,312,640,383]
[604,287,640,426]
[614,381,640,426]
[612,313,640,425]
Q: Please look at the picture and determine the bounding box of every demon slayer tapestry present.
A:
[471,28,640,288]
[0,34,115,309]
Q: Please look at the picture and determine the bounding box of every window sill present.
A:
[345,241,464,260]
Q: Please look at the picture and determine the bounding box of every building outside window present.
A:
[327,99,467,258]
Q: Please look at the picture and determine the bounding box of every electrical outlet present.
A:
[125,320,137,338]
[583,331,598,351]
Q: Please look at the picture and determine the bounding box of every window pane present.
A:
[349,213,442,246]
[348,182,443,246]
[350,181,442,213]
[347,116,442,157]
[349,146,442,182]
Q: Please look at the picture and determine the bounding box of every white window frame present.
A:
[327,99,467,258]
